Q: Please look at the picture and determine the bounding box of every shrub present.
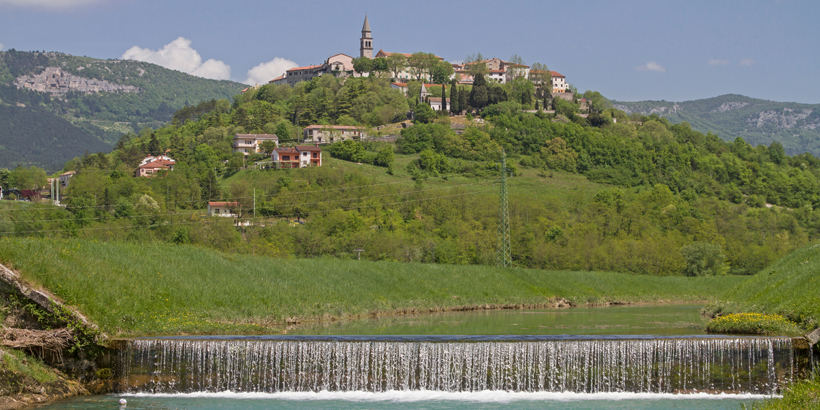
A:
[706,313,803,335]
[681,241,728,276]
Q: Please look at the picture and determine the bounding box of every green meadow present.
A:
[712,242,820,331]
[0,237,746,337]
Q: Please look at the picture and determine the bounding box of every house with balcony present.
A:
[233,134,279,155]
[272,146,322,168]
[303,125,365,144]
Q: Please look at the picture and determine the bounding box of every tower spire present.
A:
[360,15,373,59]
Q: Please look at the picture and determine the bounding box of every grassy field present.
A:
[712,242,820,330]
[0,237,747,337]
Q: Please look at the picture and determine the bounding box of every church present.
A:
[270,15,375,86]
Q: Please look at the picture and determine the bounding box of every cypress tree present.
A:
[450,78,459,114]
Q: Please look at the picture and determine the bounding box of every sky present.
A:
[0,0,818,103]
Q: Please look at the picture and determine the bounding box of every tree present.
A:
[581,90,611,113]
[449,79,460,114]
[506,54,528,81]
[407,52,437,81]
[352,57,373,76]
[529,62,552,94]
[385,54,407,80]
[275,121,291,143]
[372,57,388,74]
[148,133,161,156]
[374,145,394,168]
[464,52,488,77]
[681,242,729,276]
[415,102,435,124]
[260,140,278,155]
[469,74,489,110]
[431,60,454,84]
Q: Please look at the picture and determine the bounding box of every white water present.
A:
[117,337,795,395]
[122,390,779,403]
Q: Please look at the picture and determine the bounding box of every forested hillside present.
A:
[614,94,820,156]
[0,50,245,170]
[3,73,820,278]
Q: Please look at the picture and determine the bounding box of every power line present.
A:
[0,183,486,223]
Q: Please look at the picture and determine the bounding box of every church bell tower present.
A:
[360,15,373,59]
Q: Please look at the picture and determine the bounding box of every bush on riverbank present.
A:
[0,237,748,336]
[705,313,803,336]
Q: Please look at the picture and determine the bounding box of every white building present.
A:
[232,134,279,155]
[302,125,366,144]
[207,201,239,217]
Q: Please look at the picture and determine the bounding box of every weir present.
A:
[114,336,798,395]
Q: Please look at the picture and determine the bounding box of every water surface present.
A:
[286,304,709,336]
[38,392,769,409]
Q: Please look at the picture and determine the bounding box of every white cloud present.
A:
[708,59,729,66]
[0,0,104,9]
[635,61,666,72]
[244,57,298,85]
[121,37,231,81]
[740,58,754,66]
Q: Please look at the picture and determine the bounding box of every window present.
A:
[313,152,318,158]
[283,155,290,160]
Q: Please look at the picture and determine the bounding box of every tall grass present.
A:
[0,237,747,336]
[716,242,820,330]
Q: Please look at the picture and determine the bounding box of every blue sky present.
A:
[0,0,817,103]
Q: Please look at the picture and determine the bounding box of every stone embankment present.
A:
[14,67,139,96]
[0,262,108,407]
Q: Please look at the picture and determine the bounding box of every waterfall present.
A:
[115,336,795,395]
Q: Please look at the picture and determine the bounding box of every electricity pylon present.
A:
[496,149,512,267]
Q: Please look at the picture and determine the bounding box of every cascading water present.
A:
[114,336,796,395]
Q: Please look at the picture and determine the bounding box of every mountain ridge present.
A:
[0,50,245,170]
[613,94,820,155]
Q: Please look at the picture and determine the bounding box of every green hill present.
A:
[715,242,820,329]
[0,50,245,170]
[613,94,820,155]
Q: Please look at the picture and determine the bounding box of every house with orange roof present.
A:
[528,70,569,93]
[272,145,322,168]
[136,159,175,177]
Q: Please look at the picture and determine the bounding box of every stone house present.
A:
[302,125,365,144]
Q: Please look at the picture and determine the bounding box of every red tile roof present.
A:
[286,65,323,72]
[138,159,175,170]
[270,74,285,82]
[296,145,322,152]
[208,201,239,207]
[391,82,408,87]
[303,125,362,130]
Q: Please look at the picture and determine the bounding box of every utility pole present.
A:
[253,188,256,221]
[496,149,512,268]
